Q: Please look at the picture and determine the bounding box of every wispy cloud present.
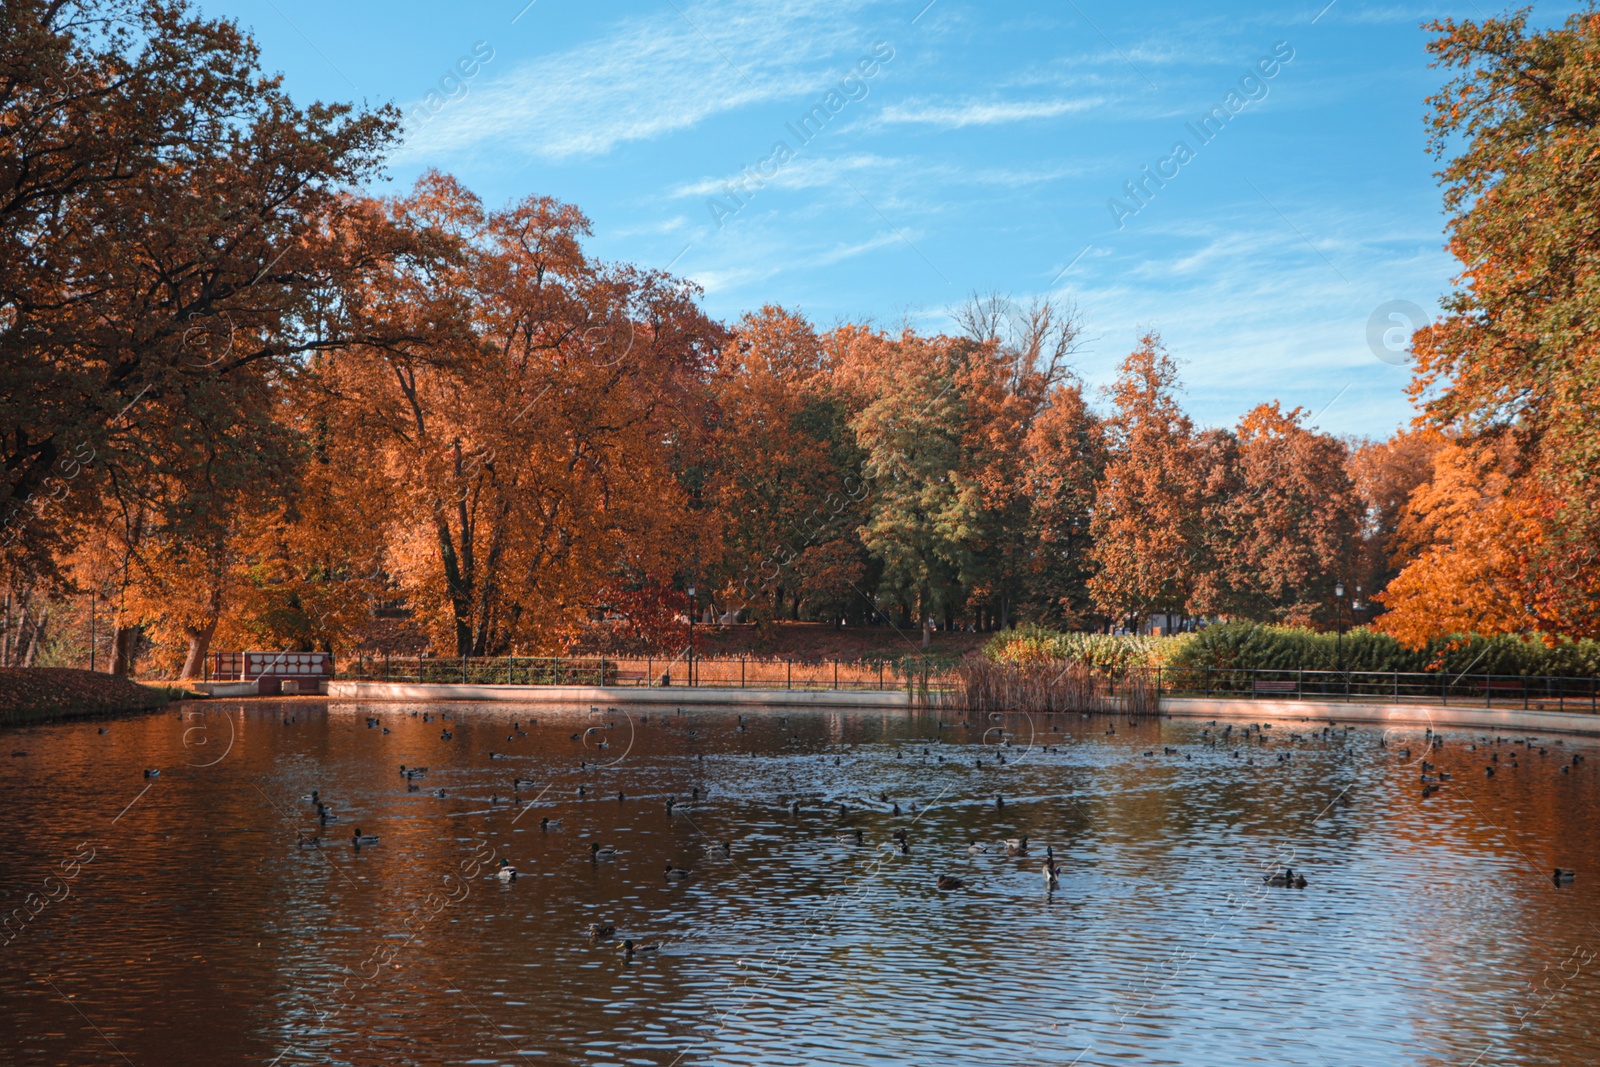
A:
[668,152,1086,203]
[879,96,1102,127]
[398,0,875,162]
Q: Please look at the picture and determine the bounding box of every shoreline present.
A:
[0,668,180,730]
[326,681,1600,737]
[12,680,1599,738]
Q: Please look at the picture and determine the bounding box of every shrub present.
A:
[1167,622,1600,677]
[985,621,1600,678]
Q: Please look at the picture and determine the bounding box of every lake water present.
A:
[2,699,1598,1066]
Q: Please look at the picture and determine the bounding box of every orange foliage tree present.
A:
[1390,10,1600,640]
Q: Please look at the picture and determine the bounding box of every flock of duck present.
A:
[180,704,1585,953]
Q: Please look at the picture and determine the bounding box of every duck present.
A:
[1044,859,1061,888]
[590,843,617,859]
[1264,867,1299,887]
[1004,836,1029,856]
[1293,872,1308,889]
[351,828,380,846]
[936,875,965,890]
[663,864,691,881]
[497,859,517,881]
[540,817,562,830]
[588,923,616,939]
[143,769,160,779]
[620,939,658,960]
[967,840,990,855]
[296,832,320,848]
[1554,868,1577,884]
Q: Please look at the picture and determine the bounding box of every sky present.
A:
[199,0,1581,439]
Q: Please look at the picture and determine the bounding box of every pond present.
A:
[1,699,1597,1066]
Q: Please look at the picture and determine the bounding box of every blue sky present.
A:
[201,0,1578,439]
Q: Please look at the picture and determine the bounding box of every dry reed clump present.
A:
[934,658,1162,717]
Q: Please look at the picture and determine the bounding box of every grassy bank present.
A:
[0,668,182,727]
[696,621,985,664]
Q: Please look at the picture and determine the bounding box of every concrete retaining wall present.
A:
[327,682,1600,735]
[327,681,912,710]
[1164,696,1600,736]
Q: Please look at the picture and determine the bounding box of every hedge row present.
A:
[984,622,1600,678]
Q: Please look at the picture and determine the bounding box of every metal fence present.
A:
[341,653,940,693]
[1149,666,1600,713]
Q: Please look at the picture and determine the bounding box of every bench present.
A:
[1253,680,1299,696]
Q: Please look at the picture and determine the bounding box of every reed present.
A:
[931,659,1162,717]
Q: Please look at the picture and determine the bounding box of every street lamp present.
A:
[686,584,696,688]
[1333,581,1346,673]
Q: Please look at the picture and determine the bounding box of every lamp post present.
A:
[686,583,696,688]
[1334,581,1346,673]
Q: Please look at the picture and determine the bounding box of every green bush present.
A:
[985,621,1600,678]
[1167,622,1600,677]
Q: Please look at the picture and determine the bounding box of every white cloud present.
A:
[397,0,877,162]
[878,96,1102,127]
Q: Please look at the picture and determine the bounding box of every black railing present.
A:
[1148,666,1600,713]
[340,654,940,693]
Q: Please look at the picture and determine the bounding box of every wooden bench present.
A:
[1478,679,1526,696]
[1252,680,1299,696]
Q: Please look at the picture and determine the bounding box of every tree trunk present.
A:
[111,622,141,676]
[179,616,217,679]
[20,608,42,666]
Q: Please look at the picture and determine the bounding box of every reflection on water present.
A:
[1,700,1598,1065]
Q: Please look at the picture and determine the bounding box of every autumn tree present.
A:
[1088,335,1210,629]
[1375,439,1533,645]
[950,295,1084,630]
[1346,428,1445,617]
[842,329,972,644]
[321,176,721,657]
[1210,402,1359,625]
[1396,9,1600,638]
[1020,383,1105,626]
[0,0,398,674]
[707,307,867,627]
